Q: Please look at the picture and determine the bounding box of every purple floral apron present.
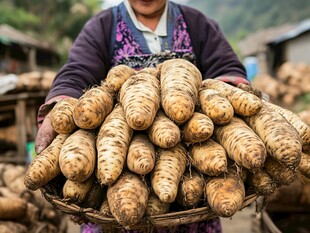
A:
[110,1,196,69]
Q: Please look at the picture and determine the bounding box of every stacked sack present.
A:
[24,59,310,229]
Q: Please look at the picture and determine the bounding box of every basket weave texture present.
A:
[40,176,259,229]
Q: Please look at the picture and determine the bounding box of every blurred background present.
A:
[0,0,309,232]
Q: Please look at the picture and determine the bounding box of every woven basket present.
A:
[40,175,259,229]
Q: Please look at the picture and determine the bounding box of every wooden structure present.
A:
[0,24,60,74]
[0,91,47,164]
[238,18,310,75]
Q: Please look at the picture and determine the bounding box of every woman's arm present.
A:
[46,8,113,101]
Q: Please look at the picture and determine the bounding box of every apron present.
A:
[110,1,196,69]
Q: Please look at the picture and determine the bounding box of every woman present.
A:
[35,0,250,232]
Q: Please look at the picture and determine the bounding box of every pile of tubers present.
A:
[0,163,67,233]
[24,59,310,229]
[252,62,310,106]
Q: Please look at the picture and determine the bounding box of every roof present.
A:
[238,24,296,57]
[269,18,310,45]
[0,24,56,52]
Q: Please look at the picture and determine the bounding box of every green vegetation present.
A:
[186,0,310,39]
[0,0,103,65]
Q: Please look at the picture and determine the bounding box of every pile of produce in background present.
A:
[0,70,57,95]
[24,59,310,230]
[252,62,310,111]
[0,163,67,233]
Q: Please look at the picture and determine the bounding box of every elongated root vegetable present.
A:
[50,97,78,134]
[145,192,170,216]
[147,110,181,148]
[73,85,114,129]
[24,134,69,190]
[0,196,27,220]
[243,104,302,169]
[202,79,262,116]
[97,105,133,185]
[151,143,187,203]
[189,139,227,176]
[263,101,310,147]
[120,72,160,130]
[62,175,95,203]
[264,157,297,186]
[299,152,310,178]
[127,134,156,175]
[59,129,96,182]
[214,117,267,171]
[107,171,149,228]
[182,112,214,143]
[199,88,234,125]
[160,59,202,125]
[247,170,278,195]
[177,169,205,207]
[105,64,136,94]
[205,168,245,217]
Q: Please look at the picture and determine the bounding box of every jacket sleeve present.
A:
[45,9,113,102]
[180,5,247,80]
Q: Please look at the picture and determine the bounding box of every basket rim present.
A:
[40,188,259,228]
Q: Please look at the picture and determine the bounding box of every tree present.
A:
[0,0,103,64]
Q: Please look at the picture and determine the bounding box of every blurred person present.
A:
[35,0,252,232]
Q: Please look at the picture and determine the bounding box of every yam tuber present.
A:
[50,97,78,134]
[243,104,302,169]
[73,85,114,129]
[205,168,245,217]
[24,134,69,190]
[107,171,149,228]
[199,88,234,125]
[59,129,96,182]
[105,64,136,94]
[127,134,156,175]
[151,143,187,203]
[147,110,181,148]
[264,100,310,147]
[202,79,262,116]
[97,104,133,185]
[176,169,205,207]
[120,72,160,130]
[189,139,227,176]
[62,175,95,203]
[182,112,214,143]
[160,59,202,124]
[214,117,267,171]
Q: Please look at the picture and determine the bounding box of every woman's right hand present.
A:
[35,112,58,154]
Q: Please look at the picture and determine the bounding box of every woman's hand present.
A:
[35,112,58,154]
